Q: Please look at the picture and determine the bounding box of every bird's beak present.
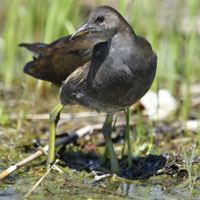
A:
[70,23,89,40]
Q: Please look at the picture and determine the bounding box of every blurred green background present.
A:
[0,0,200,120]
[1,1,200,197]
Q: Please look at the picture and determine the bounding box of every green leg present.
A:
[102,116,117,165]
[122,108,132,168]
[102,114,120,175]
[102,145,108,165]
[47,103,64,171]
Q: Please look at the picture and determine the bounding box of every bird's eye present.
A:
[96,15,104,23]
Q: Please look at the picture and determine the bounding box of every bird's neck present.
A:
[112,25,136,47]
[122,22,136,37]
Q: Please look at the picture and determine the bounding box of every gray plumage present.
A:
[60,6,157,113]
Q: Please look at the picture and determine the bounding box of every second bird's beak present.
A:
[70,23,89,40]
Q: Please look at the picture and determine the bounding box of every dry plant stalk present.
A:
[0,121,128,180]
[0,125,100,180]
[25,159,59,198]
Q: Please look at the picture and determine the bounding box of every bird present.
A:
[20,6,157,175]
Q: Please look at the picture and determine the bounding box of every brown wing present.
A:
[20,34,107,86]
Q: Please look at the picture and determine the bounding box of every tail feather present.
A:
[23,60,44,80]
[19,43,47,59]
[19,42,65,86]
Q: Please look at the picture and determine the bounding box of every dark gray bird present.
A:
[20,6,157,175]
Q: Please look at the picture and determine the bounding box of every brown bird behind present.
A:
[19,34,107,86]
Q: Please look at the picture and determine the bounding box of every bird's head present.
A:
[70,6,126,40]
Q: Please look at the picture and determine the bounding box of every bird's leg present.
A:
[122,108,132,168]
[125,108,132,168]
[102,116,117,165]
[47,103,64,171]
[102,114,120,175]
[102,145,108,165]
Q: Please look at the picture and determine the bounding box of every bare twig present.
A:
[90,173,111,184]
[0,125,96,180]
[10,112,105,121]
[0,150,44,180]
[0,121,131,180]
[25,159,59,198]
